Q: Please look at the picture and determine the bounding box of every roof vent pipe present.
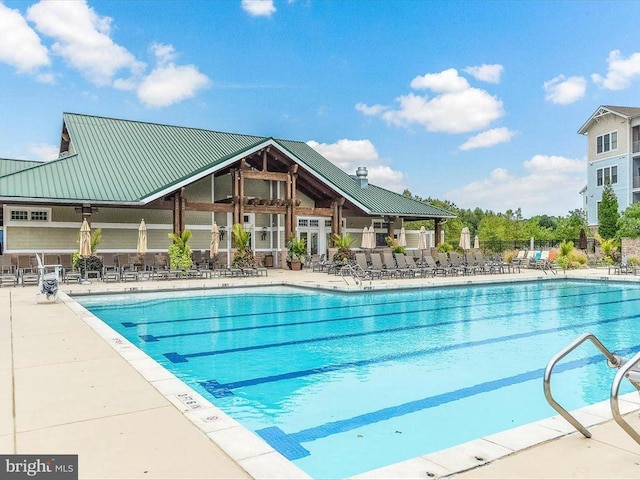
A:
[356,166,368,189]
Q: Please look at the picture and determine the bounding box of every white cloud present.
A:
[463,64,504,83]
[592,50,640,90]
[410,68,469,93]
[543,75,586,104]
[459,127,517,150]
[242,0,276,16]
[137,64,211,108]
[0,3,49,72]
[27,143,59,161]
[307,139,407,192]
[445,155,586,216]
[355,103,388,116]
[357,68,504,134]
[27,0,143,86]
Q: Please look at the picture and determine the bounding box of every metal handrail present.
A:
[544,333,622,438]
[338,263,371,286]
[611,351,640,445]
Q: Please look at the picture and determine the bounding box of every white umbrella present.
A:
[530,236,535,251]
[417,226,428,250]
[360,227,370,249]
[459,227,471,250]
[368,226,376,249]
[398,227,407,247]
[473,235,480,250]
[137,219,147,254]
[79,218,92,284]
[79,218,91,258]
[210,222,220,256]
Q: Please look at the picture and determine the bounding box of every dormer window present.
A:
[596,131,617,154]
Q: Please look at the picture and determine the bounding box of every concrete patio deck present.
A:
[2,267,640,479]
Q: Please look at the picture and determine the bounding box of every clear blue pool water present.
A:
[77,281,640,478]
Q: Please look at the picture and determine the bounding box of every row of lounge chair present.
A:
[510,250,558,274]
[0,252,268,286]
[312,251,517,281]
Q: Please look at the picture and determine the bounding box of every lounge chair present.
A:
[474,251,503,274]
[423,255,447,276]
[394,253,420,277]
[370,253,394,278]
[437,252,462,276]
[405,254,433,277]
[355,253,381,279]
[449,252,479,275]
[382,252,402,277]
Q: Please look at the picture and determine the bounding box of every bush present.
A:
[503,249,519,263]
[74,254,103,273]
[437,242,453,253]
[168,229,193,271]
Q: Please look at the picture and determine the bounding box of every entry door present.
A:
[297,217,328,257]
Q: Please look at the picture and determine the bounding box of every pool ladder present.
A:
[544,333,640,445]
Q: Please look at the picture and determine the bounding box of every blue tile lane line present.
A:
[140,287,622,342]
[121,283,610,329]
[255,343,640,460]
[199,312,640,397]
[163,296,640,363]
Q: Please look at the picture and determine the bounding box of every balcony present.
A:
[634,140,640,153]
[634,176,640,188]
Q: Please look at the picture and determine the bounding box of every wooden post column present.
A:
[336,197,345,237]
[232,169,240,225]
[434,218,442,247]
[172,188,186,236]
[290,165,298,237]
[285,171,292,241]
[387,216,395,241]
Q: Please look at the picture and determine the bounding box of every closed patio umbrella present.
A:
[473,234,480,250]
[417,226,428,250]
[398,227,407,247]
[79,218,91,258]
[210,222,220,256]
[368,226,376,249]
[137,219,147,254]
[360,227,370,249]
[459,227,471,250]
[79,218,91,283]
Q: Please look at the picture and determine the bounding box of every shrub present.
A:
[231,223,255,268]
[167,229,193,271]
[385,236,405,254]
[333,233,356,262]
[503,249,519,263]
[437,242,453,253]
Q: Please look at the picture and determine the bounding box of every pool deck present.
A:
[2,266,640,479]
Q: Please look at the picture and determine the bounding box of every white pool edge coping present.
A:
[60,273,640,480]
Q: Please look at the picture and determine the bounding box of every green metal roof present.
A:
[0,158,44,177]
[0,113,454,218]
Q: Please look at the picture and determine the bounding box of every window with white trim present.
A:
[8,207,50,223]
[596,131,618,154]
[596,166,618,186]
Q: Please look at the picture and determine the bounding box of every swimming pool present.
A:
[77,281,640,478]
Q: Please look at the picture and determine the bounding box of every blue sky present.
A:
[2,0,640,217]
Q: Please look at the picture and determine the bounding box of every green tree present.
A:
[555,210,588,241]
[616,202,640,239]
[598,182,619,239]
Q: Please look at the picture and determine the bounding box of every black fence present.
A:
[479,238,595,254]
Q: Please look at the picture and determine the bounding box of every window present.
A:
[596,166,618,186]
[8,207,51,223]
[30,211,48,221]
[596,131,617,154]
[10,210,28,221]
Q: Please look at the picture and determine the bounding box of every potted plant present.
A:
[167,229,193,271]
[332,233,355,263]
[286,236,307,270]
[231,223,256,268]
